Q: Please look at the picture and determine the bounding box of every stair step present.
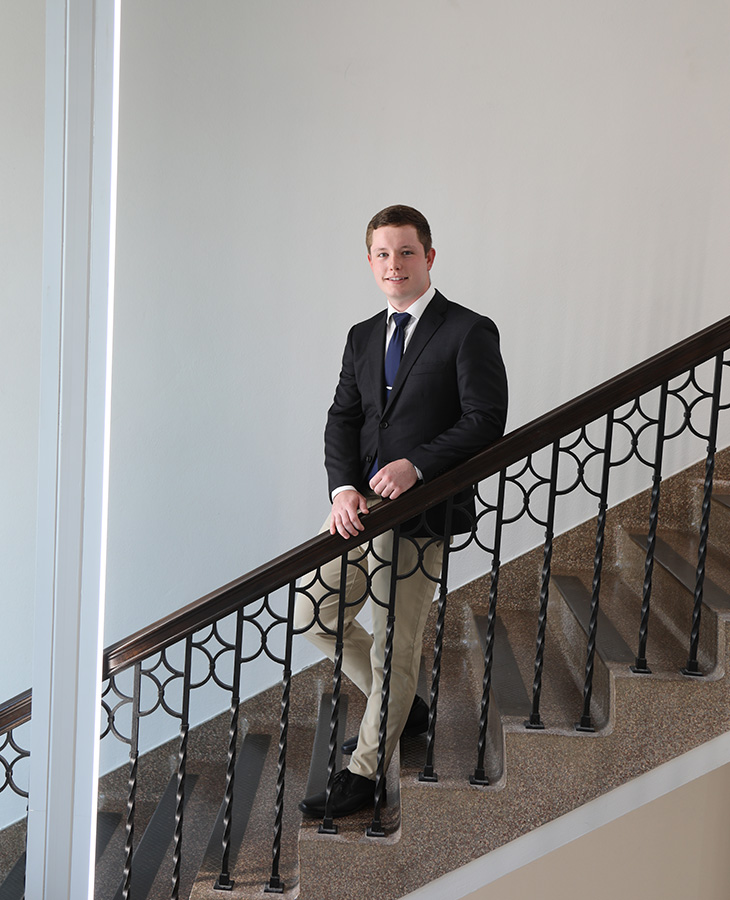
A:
[197,733,270,883]
[473,613,531,717]
[714,493,730,511]
[0,854,24,900]
[110,774,200,900]
[628,531,730,611]
[551,575,634,665]
[304,692,349,798]
[0,810,120,900]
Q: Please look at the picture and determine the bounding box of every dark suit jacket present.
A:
[324,290,508,536]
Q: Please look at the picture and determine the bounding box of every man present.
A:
[296,205,508,818]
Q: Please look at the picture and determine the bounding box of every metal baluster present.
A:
[368,525,401,837]
[172,636,193,900]
[419,499,454,784]
[266,584,296,894]
[472,471,506,784]
[320,553,349,835]
[215,609,244,891]
[632,384,669,674]
[683,354,724,676]
[122,665,141,900]
[526,442,560,730]
[577,412,614,731]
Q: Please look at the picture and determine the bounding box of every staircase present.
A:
[2,449,720,900]
[2,317,730,899]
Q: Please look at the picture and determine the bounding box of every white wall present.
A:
[106,0,730,647]
[3,0,730,775]
[0,0,44,702]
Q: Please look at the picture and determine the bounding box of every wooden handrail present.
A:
[0,690,32,733]
[3,314,730,733]
[103,313,730,677]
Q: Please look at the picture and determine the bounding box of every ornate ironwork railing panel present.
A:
[1,315,730,895]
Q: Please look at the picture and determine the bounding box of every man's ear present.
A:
[426,248,436,270]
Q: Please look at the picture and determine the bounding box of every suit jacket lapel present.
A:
[385,291,447,411]
[368,312,388,414]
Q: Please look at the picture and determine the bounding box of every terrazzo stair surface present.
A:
[5,461,730,900]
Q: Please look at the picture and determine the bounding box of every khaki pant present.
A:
[294,497,443,779]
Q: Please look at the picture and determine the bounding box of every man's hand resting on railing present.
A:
[330,489,369,538]
[329,459,419,539]
[369,458,418,500]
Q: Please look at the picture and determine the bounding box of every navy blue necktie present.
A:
[369,312,411,480]
[384,312,411,396]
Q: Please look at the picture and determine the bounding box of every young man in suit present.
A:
[297,205,508,818]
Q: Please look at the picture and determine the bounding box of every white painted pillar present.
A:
[26,1,120,898]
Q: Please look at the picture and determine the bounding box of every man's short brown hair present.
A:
[366,205,432,255]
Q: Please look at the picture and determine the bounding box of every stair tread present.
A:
[197,733,270,883]
[473,613,532,717]
[477,608,583,729]
[551,574,634,664]
[303,693,348,798]
[628,529,730,610]
[0,857,24,900]
[551,571,687,671]
[111,773,206,900]
[299,691,401,841]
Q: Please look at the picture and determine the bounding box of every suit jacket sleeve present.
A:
[324,325,368,495]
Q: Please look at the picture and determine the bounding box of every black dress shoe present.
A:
[298,768,384,818]
[341,694,430,755]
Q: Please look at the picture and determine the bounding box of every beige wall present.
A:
[467,761,730,900]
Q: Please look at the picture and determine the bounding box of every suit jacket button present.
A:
[380,421,388,429]
[365,455,373,463]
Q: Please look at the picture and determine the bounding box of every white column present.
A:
[26,1,120,898]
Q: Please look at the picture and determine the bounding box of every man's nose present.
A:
[389,257,401,270]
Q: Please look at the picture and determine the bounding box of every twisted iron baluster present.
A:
[632,383,668,674]
[683,354,724,675]
[526,441,560,729]
[172,636,193,899]
[368,526,401,837]
[472,470,506,784]
[266,584,296,894]
[215,608,244,891]
[420,498,454,783]
[578,412,614,731]
[319,553,349,835]
[122,664,141,900]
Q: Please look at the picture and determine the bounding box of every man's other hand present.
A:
[369,459,418,500]
[330,490,369,539]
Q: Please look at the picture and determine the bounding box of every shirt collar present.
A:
[386,284,436,323]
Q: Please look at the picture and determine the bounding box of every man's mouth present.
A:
[387,276,407,283]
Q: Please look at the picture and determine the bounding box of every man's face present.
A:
[368,225,435,311]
